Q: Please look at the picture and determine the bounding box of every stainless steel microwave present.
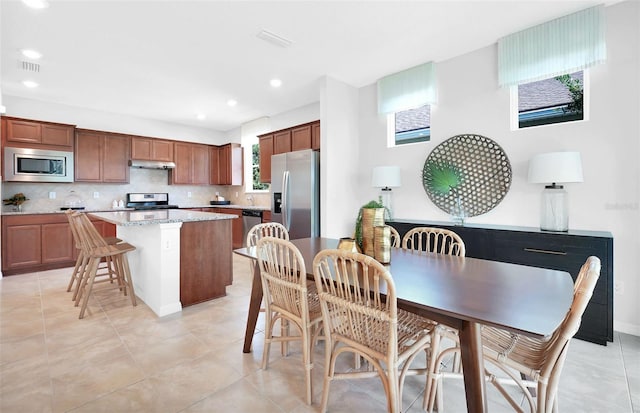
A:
[4,147,74,182]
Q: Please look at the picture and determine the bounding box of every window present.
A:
[515,71,586,129]
[251,143,268,191]
[390,104,431,146]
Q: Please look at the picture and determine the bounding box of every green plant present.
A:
[423,162,462,196]
[354,199,386,249]
[555,74,584,114]
[3,193,29,206]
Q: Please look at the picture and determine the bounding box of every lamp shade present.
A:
[528,152,583,184]
[372,166,401,189]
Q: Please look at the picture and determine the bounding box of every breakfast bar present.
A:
[90,209,238,316]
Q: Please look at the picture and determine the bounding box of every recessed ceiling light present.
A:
[21,49,42,59]
[270,78,282,88]
[21,0,49,9]
[196,113,206,120]
[227,99,237,107]
[23,80,39,88]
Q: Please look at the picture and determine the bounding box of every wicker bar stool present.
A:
[312,249,435,413]
[64,210,122,301]
[426,256,601,413]
[256,237,324,405]
[71,212,137,319]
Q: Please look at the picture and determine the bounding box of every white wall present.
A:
[355,1,639,335]
[320,77,361,238]
[4,95,226,145]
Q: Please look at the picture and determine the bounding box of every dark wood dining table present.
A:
[234,237,574,413]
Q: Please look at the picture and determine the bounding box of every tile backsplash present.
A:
[1,168,271,212]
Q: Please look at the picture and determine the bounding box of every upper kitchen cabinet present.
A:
[210,143,243,185]
[291,124,312,151]
[311,121,320,150]
[131,136,174,162]
[258,134,273,183]
[3,117,75,150]
[257,120,320,183]
[273,130,291,154]
[75,129,130,183]
[170,141,210,185]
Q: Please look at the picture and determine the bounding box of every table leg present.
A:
[243,261,263,353]
[458,320,488,413]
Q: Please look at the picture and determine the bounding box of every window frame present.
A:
[387,104,432,147]
[511,69,590,131]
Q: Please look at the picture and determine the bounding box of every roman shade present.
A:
[498,5,606,87]
[377,62,437,114]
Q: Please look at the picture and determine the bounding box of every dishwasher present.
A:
[242,209,263,247]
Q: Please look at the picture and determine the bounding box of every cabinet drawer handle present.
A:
[523,248,567,256]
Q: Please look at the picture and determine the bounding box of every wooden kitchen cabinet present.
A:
[257,120,320,183]
[291,124,312,151]
[273,130,291,154]
[262,210,272,223]
[311,121,321,150]
[75,129,130,183]
[210,144,243,185]
[170,142,209,185]
[258,134,273,183]
[209,207,243,249]
[131,136,174,162]
[3,117,75,149]
[2,214,116,275]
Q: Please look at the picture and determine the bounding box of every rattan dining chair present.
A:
[389,225,401,248]
[71,212,137,319]
[247,222,295,354]
[426,256,601,413]
[402,226,466,406]
[401,226,466,256]
[256,237,324,405]
[312,249,436,413]
[65,209,122,301]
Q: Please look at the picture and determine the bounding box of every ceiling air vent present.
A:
[18,60,41,73]
[256,29,293,48]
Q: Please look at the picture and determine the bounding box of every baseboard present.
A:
[614,321,640,337]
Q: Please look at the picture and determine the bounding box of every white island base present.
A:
[118,222,183,317]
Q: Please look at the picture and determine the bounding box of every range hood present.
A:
[129,160,176,170]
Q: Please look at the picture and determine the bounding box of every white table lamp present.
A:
[372,166,401,219]
[528,152,583,232]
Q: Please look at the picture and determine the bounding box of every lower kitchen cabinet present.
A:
[388,220,614,345]
[205,208,243,249]
[2,214,116,275]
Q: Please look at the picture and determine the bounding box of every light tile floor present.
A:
[1,254,638,412]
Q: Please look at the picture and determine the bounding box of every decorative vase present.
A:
[338,237,361,253]
[450,196,466,225]
[374,225,391,264]
[361,208,385,257]
[13,204,22,212]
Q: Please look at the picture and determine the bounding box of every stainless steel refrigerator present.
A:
[271,149,320,239]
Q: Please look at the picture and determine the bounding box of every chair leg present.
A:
[302,326,313,405]
[79,257,100,319]
[67,252,84,293]
[262,310,274,370]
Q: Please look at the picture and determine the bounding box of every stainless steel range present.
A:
[126,193,179,210]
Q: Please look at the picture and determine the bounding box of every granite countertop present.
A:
[1,204,269,216]
[89,209,238,226]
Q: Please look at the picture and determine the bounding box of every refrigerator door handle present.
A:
[282,170,290,230]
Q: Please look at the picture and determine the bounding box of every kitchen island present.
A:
[90,209,238,316]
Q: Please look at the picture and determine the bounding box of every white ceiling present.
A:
[0,0,618,132]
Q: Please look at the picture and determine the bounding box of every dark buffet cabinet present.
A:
[388,220,614,345]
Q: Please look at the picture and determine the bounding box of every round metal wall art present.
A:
[422,133,512,218]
